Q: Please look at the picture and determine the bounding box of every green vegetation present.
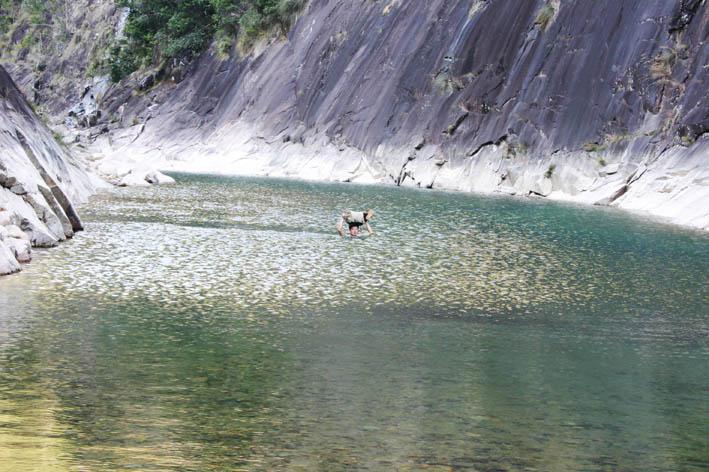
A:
[650,47,676,81]
[544,164,556,179]
[0,0,51,33]
[21,0,46,23]
[680,134,695,147]
[598,158,607,167]
[18,30,35,49]
[0,0,15,35]
[52,130,64,144]
[1,1,66,56]
[506,141,527,159]
[606,132,632,144]
[110,0,305,82]
[583,141,605,153]
[535,3,555,31]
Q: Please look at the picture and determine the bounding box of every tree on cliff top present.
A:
[110,0,304,82]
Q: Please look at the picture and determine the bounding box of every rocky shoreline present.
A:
[53,0,707,231]
[0,66,99,275]
[2,0,708,278]
[81,117,708,232]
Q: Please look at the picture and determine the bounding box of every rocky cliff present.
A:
[0,66,99,275]
[3,0,709,229]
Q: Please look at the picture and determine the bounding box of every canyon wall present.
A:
[0,66,99,275]
[127,0,709,229]
[2,0,708,229]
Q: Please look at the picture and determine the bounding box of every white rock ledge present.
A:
[110,122,708,232]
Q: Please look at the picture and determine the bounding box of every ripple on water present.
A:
[0,174,707,471]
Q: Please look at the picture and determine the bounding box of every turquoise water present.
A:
[0,173,707,471]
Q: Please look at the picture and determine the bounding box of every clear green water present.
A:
[0,173,707,471]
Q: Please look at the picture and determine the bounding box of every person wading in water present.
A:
[337,209,375,237]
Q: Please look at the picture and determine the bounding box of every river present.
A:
[0,173,707,471]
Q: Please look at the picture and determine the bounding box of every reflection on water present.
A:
[0,173,707,471]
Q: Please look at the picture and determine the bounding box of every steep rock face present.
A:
[2,0,708,229]
[110,0,708,229]
[0,65,99,275]
[0,1,123,119]
[0,0,177,187]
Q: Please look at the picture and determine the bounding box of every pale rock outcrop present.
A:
[145,170,176,185]
[0,65,99,275]
[115,168,175,187]
[95,0,704,230]
[0,241,21,275]
[4,237,32,263]
[2,0,708,229]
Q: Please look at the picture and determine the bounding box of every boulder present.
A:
[118,170,152,187]
[10,183,28,195]
[145,170,176,185]
[529,177,553,197]
[20,217,59,248]
[117,168,176,186]
[5,237,31,263]
[139,74,155,90]
[594,184,629,206]
[5,224,28,240]
[0,241,21,275]
[22,193,67,241]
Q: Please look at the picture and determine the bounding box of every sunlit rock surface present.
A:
[98,0,706,230]
[0,66,100,274]
[1,0,708,229]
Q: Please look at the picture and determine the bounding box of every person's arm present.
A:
[366,222,374,235]
[336,217,345,237]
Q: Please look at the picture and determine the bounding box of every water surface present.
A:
[0,173,707,471]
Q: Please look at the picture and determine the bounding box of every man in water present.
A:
[337,209,375,237]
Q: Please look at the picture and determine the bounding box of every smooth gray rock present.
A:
[145,170,176,185]
[529,178,553,197]
[0,66,94,265]
[10,184,28,195]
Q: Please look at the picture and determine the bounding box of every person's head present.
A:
[366,209,375,219]
[349,225,359,237]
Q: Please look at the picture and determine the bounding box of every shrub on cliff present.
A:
[110,0,305,82]
[112,0,214,79]
[0,0,15,35]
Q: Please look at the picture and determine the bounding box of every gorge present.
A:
[0,2,708,469]
[0,0,707,246]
